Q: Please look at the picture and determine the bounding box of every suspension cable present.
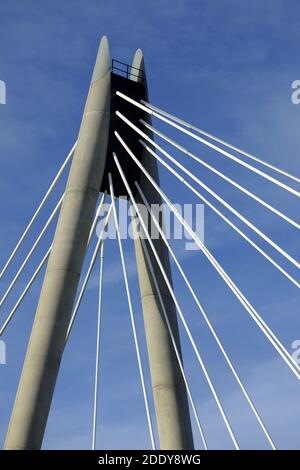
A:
[0,191,106,309]
[114,152,240,450]
[0,194,108,336]
[139,140,299,289]
[135,180,276,449]
[0,142,76,279]
[114,133,300,379]
[88,192,107,245]
[0,194,64,308]
[0,246,51,336]
[140,98,300,185]
[66,204,113,341]
[116,92,300,197]
[140,119,299,230]
[130,211,208,449]
[116,112,300,271]
[109,173,156,450]
[92,240,105,450]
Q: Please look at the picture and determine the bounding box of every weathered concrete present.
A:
[131,50,194,450]
[4,36,111,450]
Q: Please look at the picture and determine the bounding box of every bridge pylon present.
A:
[4,36,193,450]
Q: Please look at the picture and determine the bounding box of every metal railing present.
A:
[112,59,145,84]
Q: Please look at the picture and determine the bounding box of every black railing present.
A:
[112,59,145,84]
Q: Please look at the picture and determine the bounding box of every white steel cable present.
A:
[117,134,300,376]
[0,195,108,337]
[114,152,240,450]
[140,98,300,185]
[140,119,299,230]
[0,142,76,279]
[109,173,156,450]
[139,141,299,289]
[116,92,300,197]
[114,133,300,379]
[0,246,51,336]
[135,180,276,449]
[92,240,105,450]
[0,194,64,308]
[88,192,107,245]
[66,204,113,341]
[116,112,300,271]
[131,213,208,450]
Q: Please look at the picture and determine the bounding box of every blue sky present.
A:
[0,0,299,449]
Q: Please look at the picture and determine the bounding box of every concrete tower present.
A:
[131,50,194,450]
[4,36,111,450]
[4,38,194,450]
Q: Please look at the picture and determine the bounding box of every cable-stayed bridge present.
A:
[0,37,299,450]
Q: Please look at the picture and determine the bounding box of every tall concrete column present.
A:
[131,50,194,450]
[4,37,111,450]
